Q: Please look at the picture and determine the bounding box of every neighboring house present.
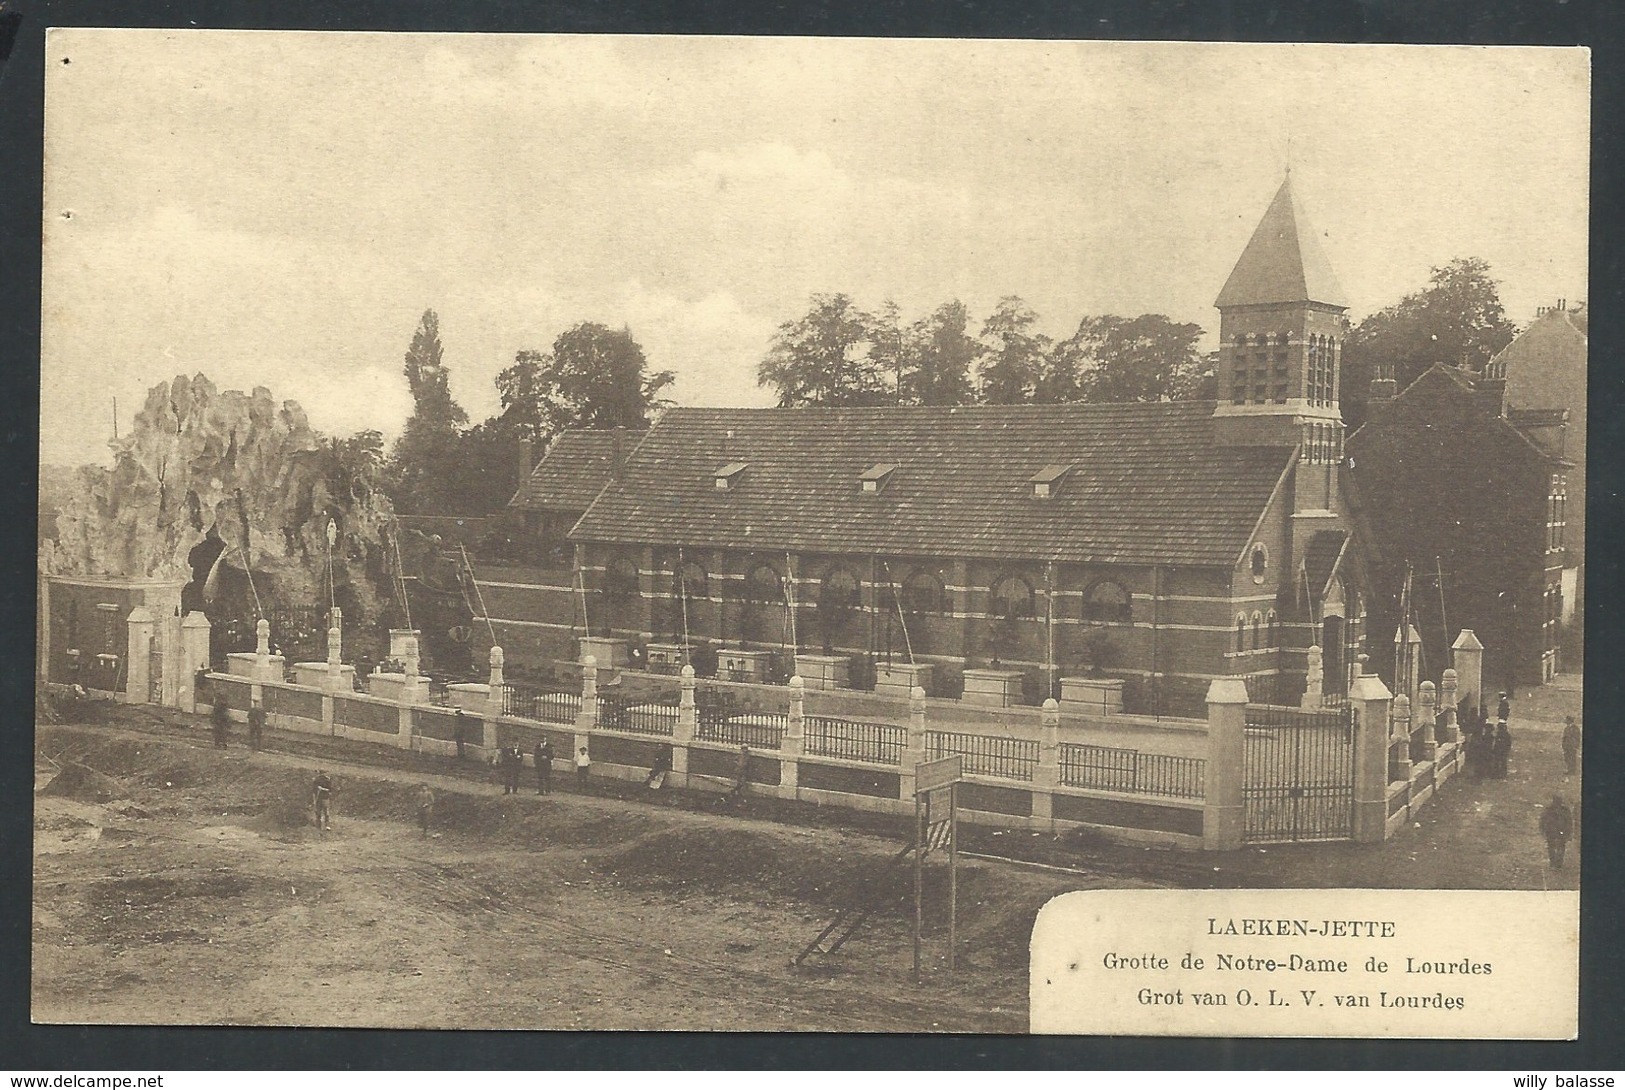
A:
[1347,364,1570,691]
[472,428,642,672]
[477,175,1372,715]
[1487,301,1586,636]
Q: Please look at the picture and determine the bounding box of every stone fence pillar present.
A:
[672,664,696,782]
[483,645,505,752]
[780,675,805,791]
[1350,670,1394,843]
[574,653,599,763]
[125,606,156,705]
[1438,668,1459,744]
[1451,630,1485,720]
[1301,643,1324,710]
[1416,680,1437,762]
[1202,677,1248,851]
[899,685,928,802]
[1033,697,1061,826]
[180,611,211,711]
[1389,693,1412,782]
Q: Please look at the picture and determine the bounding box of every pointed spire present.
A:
[1215,175,1348,310]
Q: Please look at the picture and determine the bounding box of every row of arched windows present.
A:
[621,558,1134,623]
[1229,331,1291,406]
[1306,333,1339,406]
[1233,609,1279,653]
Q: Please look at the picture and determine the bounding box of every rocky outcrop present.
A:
[43,374,403,634]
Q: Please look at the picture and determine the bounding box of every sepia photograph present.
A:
[34,31,1588,1034]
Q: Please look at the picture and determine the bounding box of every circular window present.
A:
[1250,543,1269,585]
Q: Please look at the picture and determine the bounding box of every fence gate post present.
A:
[1451,629,1485,720]
[1202,677,1248,851]
[1300,643,1323,710]
[180,611,211,712]
[125,607,156,705]
[1389,694,1413,783]
[1438,668,1459,743]
[1349,670,1394,843]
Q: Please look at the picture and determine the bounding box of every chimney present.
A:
[611,429,627,481]
[1474,374,1507,418]
[516,438,534,485]
[1368,364,1398,406]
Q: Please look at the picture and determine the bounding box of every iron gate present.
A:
[1243,703,1355,843]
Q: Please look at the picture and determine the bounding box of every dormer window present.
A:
[713,462,748,491]
[1028,464,1072,499]
[859,463,898,493]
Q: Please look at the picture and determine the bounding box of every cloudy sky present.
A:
[41,32,1588,467]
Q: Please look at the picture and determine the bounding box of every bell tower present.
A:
[1212,174,1349,455]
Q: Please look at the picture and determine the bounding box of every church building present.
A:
[483,176,1371,716]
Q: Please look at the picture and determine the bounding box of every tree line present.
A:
[758,294,1210,408]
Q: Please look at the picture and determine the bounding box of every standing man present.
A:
[575,745,591,787]
[312,770,333,830]
[416,783,436,838]
[1492,722,1513,780]
[211,696,231,750]
[730,743,752,799]
[534,738,553,795]
[247,697,266,752]
[1497,691,1511,728]
[1540,794,1574,869]
[1562,716,1581,776]
[453,708,468,761]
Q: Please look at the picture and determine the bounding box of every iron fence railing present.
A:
[1058,743,1205,799]
[503,684,582,725]
[804,716,907,766]
[924,730,1038,781]
[597,694,678,736]
[697,714,786,749]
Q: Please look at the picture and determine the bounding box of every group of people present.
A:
[1461,693,1514,780]
[210,695,267,751]
[493,738,577,795]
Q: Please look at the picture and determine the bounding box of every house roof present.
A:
[509,429,644,513]
[569,402,1294,566]
[1215,175,1349,310]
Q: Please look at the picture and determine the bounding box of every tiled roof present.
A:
[1303,530,1348,599]
[1215,175,1348,310]
[509,429,644,512]
[570,403,1293,566]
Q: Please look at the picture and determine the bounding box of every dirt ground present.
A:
[32,685,1579,1031]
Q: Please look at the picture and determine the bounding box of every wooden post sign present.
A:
[913,754,963,983]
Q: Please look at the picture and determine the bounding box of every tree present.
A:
[1056,313,1206,404]
[387,310,470,515]
[1341,257,1518,427]
[530,322,675,433]
[758,293,892,407]
[900,300,979,406]
[979,296,1049,404]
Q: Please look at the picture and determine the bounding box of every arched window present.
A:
[680,560,708,602]
[1266,609,1278,647]
[1082,579,1132,623]
[990,574,1036,622]
[747,564,783,605]
[603,556,639,604]
[1250,543,1268,584]
[901,570,947,615]
[1234,613,1247,653]
[819,568,861,613]
[1251,611,1264,651]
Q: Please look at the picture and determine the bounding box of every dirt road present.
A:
[34,717,1143,1031]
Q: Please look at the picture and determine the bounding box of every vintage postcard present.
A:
[35,32,1587,1035]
